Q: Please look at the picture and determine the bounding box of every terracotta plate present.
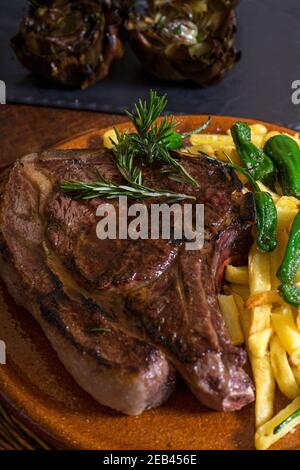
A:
[0,115,299,450]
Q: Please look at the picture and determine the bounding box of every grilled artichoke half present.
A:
[11,0,124,89]
[126,0,240,85]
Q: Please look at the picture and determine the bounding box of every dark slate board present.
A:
[1,0,300,129]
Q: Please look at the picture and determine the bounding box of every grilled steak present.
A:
[0,149,255,414]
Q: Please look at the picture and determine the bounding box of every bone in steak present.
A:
[0,149,255,414]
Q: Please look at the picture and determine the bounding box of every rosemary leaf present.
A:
[273,408,300,435]
[61,179,195,202]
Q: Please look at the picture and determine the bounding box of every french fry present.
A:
[233,293,251,341]
[255,396,300,450]
[214,148,233,162]
[190,133,264,148]
[236,298,274,426]
[248,328,273,358]
[296,309,300,330]
[291,307,300,328]
[186,144,216,156]
[248,244,272,337]
[235,294,274,426]
[245,290,282,310]
[239,310,251,344]
[277,229,289,259]
[250,134,266,147]
[215,146,249,184]
[276,196,300,232]
[292,367,300,386]
[227,284,250,301]
[186,145,246,179]
[190,134,233,148]
[103,128,118,149]
[270,335,300,400]
[269,235,285,290]
[232,292,246,314]
[271,308,300,369]
[225,265,249,285]
[249,124,268,135]
[220,148,250,184]
[249,244,272,297]
[252,354,275,429]
[215,147,241,164]
[218,295,244,345]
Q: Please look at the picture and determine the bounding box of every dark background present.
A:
[1,0,300,128]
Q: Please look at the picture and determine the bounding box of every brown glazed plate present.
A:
[0,115,300,450]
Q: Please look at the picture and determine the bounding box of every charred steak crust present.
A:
[0,149,255,414]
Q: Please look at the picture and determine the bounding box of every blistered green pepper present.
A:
[255,191,278,253]
[264,134,300,199]
[231,122,276,189]
[226,162,277,253]
[277,211,300,307]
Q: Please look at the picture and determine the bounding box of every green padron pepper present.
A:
[255,191,278,253]
[226,162,277,253]
[264,134,300,199]
[277,211,300,307]
[231,122,276,189]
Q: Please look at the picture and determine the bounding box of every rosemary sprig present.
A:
[61,91,210,202]
[124,90,202,187]
[61,178,195,202]
[62,121,197,202]
[62,128,195,202]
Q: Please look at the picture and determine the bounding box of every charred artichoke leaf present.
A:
[126,0,240,85]
[11,0,124,89]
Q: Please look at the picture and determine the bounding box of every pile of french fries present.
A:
[190,124,300,450]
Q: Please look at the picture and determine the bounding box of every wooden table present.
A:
[0,104,127,167]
